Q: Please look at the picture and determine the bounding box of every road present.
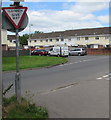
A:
[3,55,109,118]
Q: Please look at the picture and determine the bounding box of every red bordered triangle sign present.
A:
[2,7,28,29]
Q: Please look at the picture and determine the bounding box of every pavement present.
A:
[33,78,109,118]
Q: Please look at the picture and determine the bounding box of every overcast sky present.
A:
[2,0,110,35]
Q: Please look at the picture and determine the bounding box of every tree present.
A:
[19,34,29,46]
[19,31,44,46]
[34,31,43,34]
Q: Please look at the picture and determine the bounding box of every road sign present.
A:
[2,7,27,29]
[2,12,28,32]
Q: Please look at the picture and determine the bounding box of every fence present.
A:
[86,48,111,55]
[2,50,30,57]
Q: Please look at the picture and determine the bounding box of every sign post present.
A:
[2,2,28,102]
[15,29,21,102]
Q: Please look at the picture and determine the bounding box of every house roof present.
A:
[7,35,16,40]
[31,27,111,39]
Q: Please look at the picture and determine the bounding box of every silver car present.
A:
[69,48,86,56]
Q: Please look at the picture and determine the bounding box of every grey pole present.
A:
[15,29,21,103]
[0,0,2,118]
[29,24,33,56]
[29,24,31,56]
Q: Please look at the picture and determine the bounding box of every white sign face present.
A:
[5,9,25,26]
[10,0,24,2]
[2,7,27,29]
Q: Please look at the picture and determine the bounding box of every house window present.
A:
[46,39,48,42]
[50,39,52,42]
[61,38,64,41]
[85,37,89,40]
[95,36,99,40]
[77,37,80,40]
[12,40,16,43]
[40,40,43,42]
[105,36,109,39]
[13,41,16,43]
[10,40,12,42]
[68,38,71,41]
[34,40,36,43]
[56,39,59,42]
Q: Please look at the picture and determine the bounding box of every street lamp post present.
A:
[29,24,33,56]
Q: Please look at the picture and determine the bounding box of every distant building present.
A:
[1,29,17,50]
[1,29,7,50]
[28,27,110,48]
[7,35,16,49]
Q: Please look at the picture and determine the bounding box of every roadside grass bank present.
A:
[3,56,68,71]
[3,96,48,118]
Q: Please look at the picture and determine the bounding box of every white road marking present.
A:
[103,75,109,78]
[58,56,108,67]
[96,73,111,81]
[83,60,87,62]
[97,77,102,80]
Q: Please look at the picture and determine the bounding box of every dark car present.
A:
[31,49,49,56]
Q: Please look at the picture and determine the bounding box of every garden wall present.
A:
[2,50,30,57]
[86,48,111,55]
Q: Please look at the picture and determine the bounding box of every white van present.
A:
[49,46,69,57]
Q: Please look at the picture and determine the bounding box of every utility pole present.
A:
[29,24,33,56]
[0,0,2,118]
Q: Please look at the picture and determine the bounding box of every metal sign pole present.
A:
[15,29,21,103]
[0,0,2,118]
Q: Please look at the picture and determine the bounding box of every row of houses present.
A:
[1,27,111,50]
[1,29,16,50]
[28,27,110,49]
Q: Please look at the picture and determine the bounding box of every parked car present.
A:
[49,46,69,57]
[31,49,49,56]
[69,48,86,56]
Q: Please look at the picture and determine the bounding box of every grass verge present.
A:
[3,96,48,118]
[3,56,68,71]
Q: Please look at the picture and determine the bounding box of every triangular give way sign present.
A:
[2,7,27,29]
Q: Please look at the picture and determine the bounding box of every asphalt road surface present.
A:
[3,55,109,118]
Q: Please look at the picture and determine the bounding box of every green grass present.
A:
[2,56,68,71]
[3,96,48,118]
[6,104,48,118]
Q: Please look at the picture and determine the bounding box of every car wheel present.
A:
[78,53,81,56]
